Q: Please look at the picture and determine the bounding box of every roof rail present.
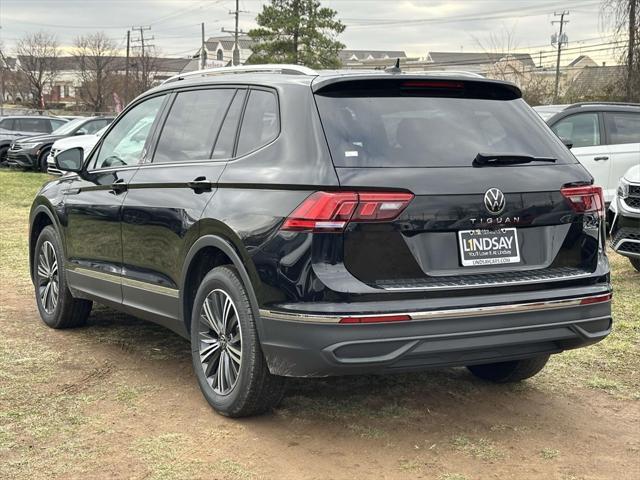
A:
[566,101,640,109]
[163,64,318,84]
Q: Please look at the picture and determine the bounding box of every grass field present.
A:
[1,169,638,480]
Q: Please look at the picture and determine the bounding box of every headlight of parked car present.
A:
[617,177,630,199]
[17,142,40,150]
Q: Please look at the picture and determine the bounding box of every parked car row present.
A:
[534,102,640,205]
[0,114,114,171]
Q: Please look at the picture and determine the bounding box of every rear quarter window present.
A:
[604,112,640,145]
[236,89,279,157]
[315,93,575,167]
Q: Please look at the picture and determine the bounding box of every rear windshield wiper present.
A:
[473,153,557,167]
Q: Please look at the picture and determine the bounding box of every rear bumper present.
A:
[259,289,612,377]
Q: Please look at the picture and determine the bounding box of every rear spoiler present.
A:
[311,75,522,100]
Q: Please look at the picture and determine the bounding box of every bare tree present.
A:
[15,32,59,110]
[602,0,640,101]
[74,32,119,113]
[130,46,160,97]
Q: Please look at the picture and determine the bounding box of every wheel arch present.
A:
[181,235,262,337]
[29,204,61,283]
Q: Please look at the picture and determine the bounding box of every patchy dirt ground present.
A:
[1,171,639,480]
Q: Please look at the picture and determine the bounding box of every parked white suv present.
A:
[544,103,640,205]
[46,125,108,175]
[610,165,640,271]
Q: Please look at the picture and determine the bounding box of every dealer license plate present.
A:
[458,228,520,267]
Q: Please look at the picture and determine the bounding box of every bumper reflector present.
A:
[580,293,612,305]
[339,314,412,324]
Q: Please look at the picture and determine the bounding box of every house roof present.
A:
[571,65,625,91]
[205,35,254,52]
[426,51,535,68]
[567,55,598,67]
[339,49,407,62]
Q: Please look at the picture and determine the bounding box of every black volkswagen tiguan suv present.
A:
[29,65,612,417]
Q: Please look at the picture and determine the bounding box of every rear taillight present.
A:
[561,186,605,218]
[282,191,414,232]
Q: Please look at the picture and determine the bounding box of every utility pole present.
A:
[200,22,207,70]
[552,11,569,103]
[131,26,154,89]
[222,0,247,66]
[627,0,637,101]
[124,30,130,105]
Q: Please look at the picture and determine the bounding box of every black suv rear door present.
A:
[120,86,246,326]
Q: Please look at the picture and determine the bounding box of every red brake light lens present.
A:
[580,293,612,305]
[339,314,412,324]
[401,80,464,89]
[561,186,605,218]
[282,191,414,232]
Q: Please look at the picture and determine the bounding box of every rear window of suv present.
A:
[315,90,575,167]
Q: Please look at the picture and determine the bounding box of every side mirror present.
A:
[74,130,86,136]
[55,147,84,172]
[560,137,573,149]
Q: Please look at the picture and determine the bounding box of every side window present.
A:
[80,119,109,135]
[91,95,165,169]
[154,88,235,163]
[16,118,50,133]
[551,113,601,148]
[50,119,67,131]
[211,89,246,160]
[604,112,640,145]
[0,118,14,130]
[236,89,279,157]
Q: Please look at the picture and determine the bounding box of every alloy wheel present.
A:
[198,289,243,395]
[37,240,59,314]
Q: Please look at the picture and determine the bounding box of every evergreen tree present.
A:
[248,0,345,68]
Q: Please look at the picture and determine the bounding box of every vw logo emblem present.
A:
[484,188,506,215]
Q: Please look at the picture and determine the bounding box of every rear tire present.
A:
[630,257,640,272]
[467,354,550,383]
[34,226,92,329]
[190,265,285,417]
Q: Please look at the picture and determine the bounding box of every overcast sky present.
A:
[0,0,624,67]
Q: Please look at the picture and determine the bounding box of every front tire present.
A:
[190,265,285,417]
[38,148,51,172]
[34,226,92,328]
[630,257,640,272]
[0,145,8,167]
[467,354,550,383]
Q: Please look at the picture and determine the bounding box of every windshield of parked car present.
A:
[316,94,576,167]
[51,117,87,135]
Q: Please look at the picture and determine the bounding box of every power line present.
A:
[343,0,601,28]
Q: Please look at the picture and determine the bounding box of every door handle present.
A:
[593,156,609,161]
[188,176,212,192]
[111,178,128,194]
